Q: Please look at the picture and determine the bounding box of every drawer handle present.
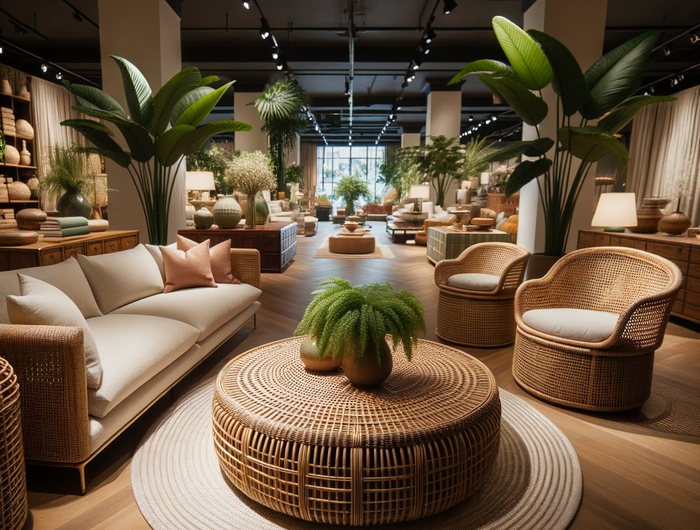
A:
[126,240,133,247]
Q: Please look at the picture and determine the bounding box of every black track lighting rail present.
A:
[60,0,99,29]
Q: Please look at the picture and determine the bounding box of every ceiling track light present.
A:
[468,115,474,121]
[662,46,671,56]
[443,0,458,15]
[272,46,279,60]
[242,0,251,9]
[55,72,63,80]
[260,18,271,40]
[491,115,497,121]
[73,12,83,22]
[413,55,423,69]
[691,33,700,45]
[41,63,48,73]
[425,27,436,43]
[14,24,26,34]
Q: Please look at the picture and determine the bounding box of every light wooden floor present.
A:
[27,222,700,530]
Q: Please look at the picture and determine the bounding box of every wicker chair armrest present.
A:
[513,278,552,320]
[0,324,91,464]
[498,254,530,295]
[231,249,261,288]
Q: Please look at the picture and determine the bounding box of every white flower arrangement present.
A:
[227,151,276,195]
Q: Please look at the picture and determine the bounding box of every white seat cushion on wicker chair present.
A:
[522,308,619,342]
[446,273,500,291]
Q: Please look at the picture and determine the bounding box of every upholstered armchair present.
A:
[512,247,682,412]
[434,242,530,347]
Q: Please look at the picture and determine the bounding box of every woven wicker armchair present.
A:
[512,247,683,412]
[434,242,530,347]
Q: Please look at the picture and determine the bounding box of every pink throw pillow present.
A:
[161,240,217,293]
[177,235,240,284]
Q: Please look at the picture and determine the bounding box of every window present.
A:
[317,145,386,203]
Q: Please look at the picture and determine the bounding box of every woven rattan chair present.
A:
[512,247,683,412]
[435,242,530,347]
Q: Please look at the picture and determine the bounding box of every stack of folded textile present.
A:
[39,216,90,238]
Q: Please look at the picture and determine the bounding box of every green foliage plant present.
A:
[450,16,674,256]
[295,278,426,365]
[41,144,94,199]
[379,152,422,202]
[335,175,370,214]
[255,77,311,192]
[61,56,252,245]
[186,142,232,195]
[284,162,305,185]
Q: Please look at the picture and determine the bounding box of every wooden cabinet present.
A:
[578,229,700,325]
[0,230,140,271]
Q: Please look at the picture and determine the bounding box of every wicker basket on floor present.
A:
[434,242,530,348]
[0,357,27,530]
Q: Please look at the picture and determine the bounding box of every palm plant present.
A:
[460,136,494,179]
[61,56,252,245]
[450,17,674,256]
[255,77,311,192]
[295,278,426,364]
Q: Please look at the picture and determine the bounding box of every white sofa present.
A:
[267,199,318,235]
[0,243,261,492]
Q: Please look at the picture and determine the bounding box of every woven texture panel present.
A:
[212,337,501,526]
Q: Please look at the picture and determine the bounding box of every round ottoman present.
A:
[328,234,375,254]
[212,337,501,526]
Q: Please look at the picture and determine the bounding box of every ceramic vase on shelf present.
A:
[341,340,393,388]
[243,192,258,229]
[629,197,670,233]
[58,191,92,218]
[194,207,214,229]
[299,337,341,372]
[255,194,270,225]
[19,141,31,166]
[213,195,242,229]
[3,145,20,166]
[7,180,31,201]
[26,176,39,199]
[0,78,11,95]
[659,198,692,236]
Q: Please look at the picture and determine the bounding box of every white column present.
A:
[401,133,421,148]
[234,92,268,153]
[425,91,462,206]
[98,0,185,243]
[519,0,608,253]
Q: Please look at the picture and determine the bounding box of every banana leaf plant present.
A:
[61,56,252,245]
[451,17,674,256]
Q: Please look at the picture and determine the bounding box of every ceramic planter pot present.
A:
[341,340,392,388]
[58,191,92,218]
[213,196,242,229]
[299,337,341,372]
[659,211,692,236]
[194,207,214,229]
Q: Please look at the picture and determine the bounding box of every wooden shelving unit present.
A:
[1,90,37,213]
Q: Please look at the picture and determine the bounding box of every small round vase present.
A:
[213,196,242,229]
[343,221,358,233]
[341,340,392,388]
[57,191,92,218]
[659,211,692,236]
[255,196,270,225]
[194,207,214,229]
[299,337,342,372]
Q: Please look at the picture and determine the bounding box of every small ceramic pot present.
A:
[299,337,341,372]
[659,211,692,236]
[57,191,92,218]
[344,221,359,233]
[194,207,214,229]
[341,340,392,388]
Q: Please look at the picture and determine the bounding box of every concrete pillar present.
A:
[234,92,268,153]
[98,0,185,244]
[519,0,608,253]
[401,133,421,148]
[425,91,462,206]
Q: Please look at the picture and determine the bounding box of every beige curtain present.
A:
[300,141,318,195]
[385,142,400,163]
[627,85,700,225]
[31,77,87,210]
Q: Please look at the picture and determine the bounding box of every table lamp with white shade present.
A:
[186,171,216,201]
[592,192,638,232]
[408,184,430,211]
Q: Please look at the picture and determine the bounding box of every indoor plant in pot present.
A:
[61,56,252,244]
[335,175,370,217]
[295,277,426,387]
[227,151,276,229]
[42,144,94,218]
[450,16,674,262]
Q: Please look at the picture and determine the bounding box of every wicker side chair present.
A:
[435,242,530,347]
[512,247,683,412]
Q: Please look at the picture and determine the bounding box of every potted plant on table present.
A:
[42,144,94,218]
[228,151,276,228]
[450,16,673,261]
[295,277,426,387]
[335,175,370,217]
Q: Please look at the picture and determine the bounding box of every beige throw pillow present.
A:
[76,244,165,314]
[7,275,103,389]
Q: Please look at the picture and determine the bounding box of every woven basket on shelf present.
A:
[3,145,20,165]
[0,358,28,530]
[7,181,31,201]
[14,119,34,140]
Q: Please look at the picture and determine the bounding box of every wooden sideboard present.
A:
[578,229,700,325]
[0,230,139,271]
[487,192,519,215]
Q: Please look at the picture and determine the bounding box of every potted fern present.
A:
[42,145,95,218]
[335,175,370,217]
[295,278,426,387]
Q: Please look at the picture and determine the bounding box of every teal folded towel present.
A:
[42,216,89,229]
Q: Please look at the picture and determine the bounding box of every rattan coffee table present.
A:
[212,337,501,526]
[328,233,376,254]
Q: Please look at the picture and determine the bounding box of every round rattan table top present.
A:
[214,337,498,448]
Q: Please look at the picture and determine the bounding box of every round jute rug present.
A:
[132,381,582,530]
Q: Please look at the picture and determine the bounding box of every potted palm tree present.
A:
[295,278,426,387]
[61,56,252,244]
[450,16,674,259]
[335,175,370,217]
[255,77,311,193]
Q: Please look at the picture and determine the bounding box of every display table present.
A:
[427,226,510,263]
[179,222,296,273]
[386,221,422,243]
[328,230,376,254]
[212,337,501,526]
[0,230,139,271]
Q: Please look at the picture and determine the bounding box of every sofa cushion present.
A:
[111,283,262,341]
[177,236,239,284]
[267,200,284,214]
[145,242,177,279]
[86,314,200,418]
[0,257,102,323]
[7,275,103,389]
[522,308,619,343]
[161,240,216,293]
[77,245,165,314]
[446,273,500,292]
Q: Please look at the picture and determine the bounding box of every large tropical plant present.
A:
[335,175,370,216]
[460,136,494,179]
[379,152,422,202]
[451,17,674,256]
[61,56,252,244]
[255,77,311,192]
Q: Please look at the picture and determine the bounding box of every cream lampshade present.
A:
[592,192,638,232]
[408,184,430,212]
[186,171,216,201]
[480,172,491,185]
